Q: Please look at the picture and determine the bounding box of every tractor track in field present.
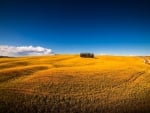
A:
[111,71,145,88]
[0,66,49,83]
[0,71,145,97]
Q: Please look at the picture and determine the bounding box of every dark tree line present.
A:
[80,53,94,58]
[0,56,13,58]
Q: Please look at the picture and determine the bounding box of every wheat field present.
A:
[0,55,150,113]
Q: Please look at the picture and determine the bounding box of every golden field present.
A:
[0,55,150,113]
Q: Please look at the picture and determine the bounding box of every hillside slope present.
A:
[0,55,150,113]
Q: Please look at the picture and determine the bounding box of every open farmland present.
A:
[0,55,150,113]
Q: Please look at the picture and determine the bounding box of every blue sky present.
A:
[0,0,150,55]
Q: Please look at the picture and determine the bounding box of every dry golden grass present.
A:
[0,54,150,113]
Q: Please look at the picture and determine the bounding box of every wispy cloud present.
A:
[0,45,53,56]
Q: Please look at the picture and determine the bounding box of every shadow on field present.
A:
[0,66,48,83]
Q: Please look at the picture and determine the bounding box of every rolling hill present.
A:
[0,55,150,113]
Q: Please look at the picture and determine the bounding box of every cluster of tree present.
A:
[80,53,94,58]
[0,56,13,58]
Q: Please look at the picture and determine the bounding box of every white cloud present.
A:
[0,45,53,56]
